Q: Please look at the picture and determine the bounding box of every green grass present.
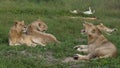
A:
[0,0,120,68]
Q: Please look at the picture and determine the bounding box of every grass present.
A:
[0,0,120,68]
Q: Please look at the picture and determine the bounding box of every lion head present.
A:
[30,20,48,32]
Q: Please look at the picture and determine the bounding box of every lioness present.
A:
[29,20,48,32]
[25,25,60,46]
[74,23,117,53]
[97,23,117,35]
[73,22,117,60]
[9,21,27,46]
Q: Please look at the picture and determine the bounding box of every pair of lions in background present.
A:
[9,20,60,47]
[73,22,117,60]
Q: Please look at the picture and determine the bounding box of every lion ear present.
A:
[83,23,85,27]
[96,25,101,31]
[100,23,103,25]
[83,21,87,26]
[21,20,24,24]
[14,21,18,25]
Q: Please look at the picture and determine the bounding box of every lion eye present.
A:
[20,24,22,26]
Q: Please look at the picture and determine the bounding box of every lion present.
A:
[25,25,60,46]
[74,23,117,53]
[29,19,48,32]
[73,22,117,60]
[8,21,27,46]
[97,23,117,35]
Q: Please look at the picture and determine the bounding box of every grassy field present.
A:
[0,0,120,68]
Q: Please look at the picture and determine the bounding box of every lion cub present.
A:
[74,22,117,60]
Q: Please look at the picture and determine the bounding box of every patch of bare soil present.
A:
[62,57,77,63]
[43,51,58,63]
[69,63,86,68]
[62,57,87,68]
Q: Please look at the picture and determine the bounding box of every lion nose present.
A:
[81,29,85,33]
[24,26,27,28]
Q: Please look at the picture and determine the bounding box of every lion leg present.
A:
[9,39,13,46]
[99,55,111,59]
[74,45,88,53]
[77,48,88,54]
[9,40,21,46]
[92,55,112,60]
[9,39,16,46]
[73,52,96,60]
[37,42,46,46]
[32,39,46,46]
[25,42,37,47]
[74,45,88,49]
[73,54,90,60]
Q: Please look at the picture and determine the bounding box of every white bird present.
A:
[70,10,78,14]
[83,7,95,15]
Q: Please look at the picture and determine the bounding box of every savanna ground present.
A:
[0,0,120,68]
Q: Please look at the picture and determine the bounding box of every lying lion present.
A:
[25,25,60,46]
[97,23,117,35]
[8,21,32,46]
[9,21,26,46]
[73,22,117,60]
[74,23,117,53]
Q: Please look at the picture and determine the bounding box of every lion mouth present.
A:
[42,30,46,32]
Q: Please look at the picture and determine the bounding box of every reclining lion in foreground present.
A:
[73,22,117,60]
